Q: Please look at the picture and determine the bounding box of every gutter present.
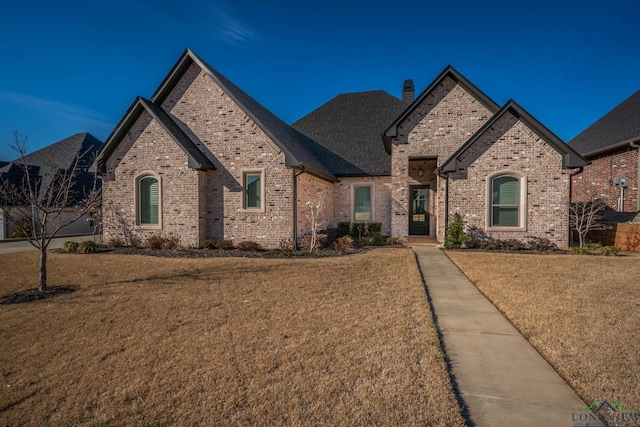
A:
[582,137,640,158]
[292,166,306,250]
[631,141,640,211]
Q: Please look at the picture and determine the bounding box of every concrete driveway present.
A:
[0,235,97,255]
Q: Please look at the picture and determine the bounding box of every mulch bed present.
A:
[0,286,76,305]
[50,246,373,258]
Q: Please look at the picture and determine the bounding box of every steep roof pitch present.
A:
[568,89,640,156]
[440,100,588,172]
[150,49,337,182]
[0,133,103,204]
[383,65,501,153]
[292,91,407,175]
[96,96,216,172]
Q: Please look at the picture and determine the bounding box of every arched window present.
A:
[491,175,520,227]
[138,175,159,225]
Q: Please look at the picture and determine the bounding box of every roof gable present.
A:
[568,89,640,156]
[440,100,588,172]
[292,90,407,175]
[383,65,501,153]
[96,96,215,172]
[150,49,336,182]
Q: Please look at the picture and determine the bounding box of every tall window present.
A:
[491,175,519,227]
[139,175,159,225]
[244,171,263,210]
[353,185,372,221]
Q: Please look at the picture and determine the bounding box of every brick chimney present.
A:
[402,79,414,102]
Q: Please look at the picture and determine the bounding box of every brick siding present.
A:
[571,145,639,212]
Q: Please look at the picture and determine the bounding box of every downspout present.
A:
[292,166,306,250]
[630,141,640,212]
[569,166,585,246]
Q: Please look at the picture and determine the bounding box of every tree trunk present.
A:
[39,246,47,292]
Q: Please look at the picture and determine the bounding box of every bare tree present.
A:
[0,131,101,291]
[305,189,325,252]
[569,198,607,247]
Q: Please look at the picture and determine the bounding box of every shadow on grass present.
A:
[0,286,77,305]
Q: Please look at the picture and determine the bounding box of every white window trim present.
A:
[242,169,265,212]
[486,171,527,232]
[134,171,162,229]
[351,182,375,222]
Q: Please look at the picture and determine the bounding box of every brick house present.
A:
[96,49,587,248]
[569,90,640,219]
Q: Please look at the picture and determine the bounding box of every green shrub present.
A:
[367,222,382,234]
[334,235,354,253]
[62,241,79,253]
[199,239,217,249]
[350,222,367,240]
[237,241,261,251]
[444,213,471,249]
[78,240,99,254]
[216,240,235,250]
[337,222,351,237]
[571,243,619,256]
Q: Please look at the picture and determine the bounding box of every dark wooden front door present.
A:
[409,186,429,235]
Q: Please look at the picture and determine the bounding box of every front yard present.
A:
[0,248,464,426]
[447,251,640,412]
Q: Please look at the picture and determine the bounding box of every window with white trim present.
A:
[353,184,372,221]
[243,171,264,210]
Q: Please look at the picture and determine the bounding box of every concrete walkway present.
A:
[0,235,95,254]
[411,245,589,427]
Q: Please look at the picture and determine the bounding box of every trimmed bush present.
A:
[146,235,179,250]
[78,240,99,254]
[216,240,235,250]
[107,237,125,248]
[199,239,217,249]
[237,241,262,251]
[278,238,294,256]
[571,243,619,256]
[337,222,351,238]
[350,222,367,240]
[334,235,354,253]
[444,213,470,249]
[387,236,403,246]
[62,241,79,253]
[367,222,382,234]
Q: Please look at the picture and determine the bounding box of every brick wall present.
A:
[332,176,392,235]
[390,77,494,241]
[450,112,572,248]
[103,113,204,246]
[103,62,297,248]
[571,145,639,212]
[297,173,335,241]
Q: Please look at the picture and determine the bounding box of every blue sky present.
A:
[0,0,638,161]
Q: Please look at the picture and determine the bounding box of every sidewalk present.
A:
[0,235,95,254]
[411,245,590,427]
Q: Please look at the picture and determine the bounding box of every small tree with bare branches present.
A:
[0,131,101,292]
[569,198,607,247]
[305,189,326,252]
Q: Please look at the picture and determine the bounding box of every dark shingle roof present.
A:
[148,49,337,182]
[0,133,103,204]
[568,90,640,156]
[440,100,587,172]
[292,91,407,175]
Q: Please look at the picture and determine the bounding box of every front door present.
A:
[409,186,429,235]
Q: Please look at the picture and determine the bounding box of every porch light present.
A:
[418,166,424,177]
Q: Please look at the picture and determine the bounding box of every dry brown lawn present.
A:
[446,251,640,411]
[0,248,464,426]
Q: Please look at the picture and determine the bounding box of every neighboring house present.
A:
[96,49,586,249]
[569,90,640,219]
[0,133,103,239]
